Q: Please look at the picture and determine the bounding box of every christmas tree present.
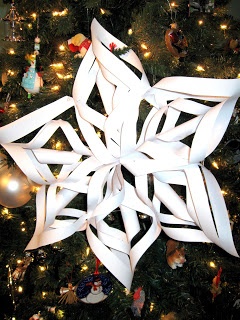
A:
[0,0,240,319]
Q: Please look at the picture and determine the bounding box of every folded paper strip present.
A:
[0,19,239,289]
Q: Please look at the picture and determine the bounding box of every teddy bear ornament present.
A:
[68,33,91,58]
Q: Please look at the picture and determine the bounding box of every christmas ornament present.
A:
[68,33,91,58]
[59,283,78,304]
[21,53,43,95]
[12,252,33,281]
[210,267,222,301]
[2,2,25,42]
[204,0,214,13]
[34,36,41,55]
[36,249,47,264]
[166,240,186,269]
[228,38,240,54]
[0,163,35,208]
[29,313,43,320]
[188,0,202,15]
[189,1,214,15]
[0,19,240,290]
[131,287,145,317]
[76,258,112,303]
[165,23,188,59]
[76,273,112,303]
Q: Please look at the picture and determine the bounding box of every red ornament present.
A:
[0,107,5,113]
[109,42,117,52]
[165,23,188,59]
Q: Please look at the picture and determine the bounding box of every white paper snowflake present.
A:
[0,19,239,289]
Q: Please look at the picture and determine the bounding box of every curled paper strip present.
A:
[0,19,239,289]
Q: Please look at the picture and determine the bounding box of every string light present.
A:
[196,65,205,72]
[128,28,133,35]
[220,24,227,30]
[1,207,13,219]
[18,286,23,293]
[124,288,130,295]
[86,247,90,256]
[144,52,151,58]
[27,23,32,29]
[221,190,228,195]
[170,2,178,8]
[42,291,47,298]
[198,20,204,25]
[209,261,216,268]
[100,8,106,15]
[50,63,64,69]
[141,43,148,50]
[56,73,72,79]
[212,161,219,169]
[59,44,65,51]
[55,140,62,150]
[39,266,46,272]
[8,48,15,54]
[20,221,26,232]
[31,13,37,20]
[81,264,88,271]
[52,9,68,16]
[51,85,60,91]
[7,69,15,76]
[150,302,154,312]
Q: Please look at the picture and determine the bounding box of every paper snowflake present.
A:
[0,19,239,289]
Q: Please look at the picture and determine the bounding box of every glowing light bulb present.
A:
[144,52,151,58]
[51,85,60,91]
[124,288,130,295]
[196,65,205,72]
[171,2,178,8]
[86,247,90,256]
[220,24,227,30]
[7,69,15,76]
[141,43,148,50]
[212,161,219,169]
[221,190,228,195]
[8,48,15,55]
[31,13,37,20]
[81,264,88,271]
[150,302,154,312]
[100,8,106,14]
[198,20,203,25]
[59,44,65,51]
[39,266,46,272]
[55,141,62,150]
[128,28,133,35]
[209,261,216,268]
[18,286,23,293]
[50,63,64,69]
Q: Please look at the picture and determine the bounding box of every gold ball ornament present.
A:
[0,157,34,208]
